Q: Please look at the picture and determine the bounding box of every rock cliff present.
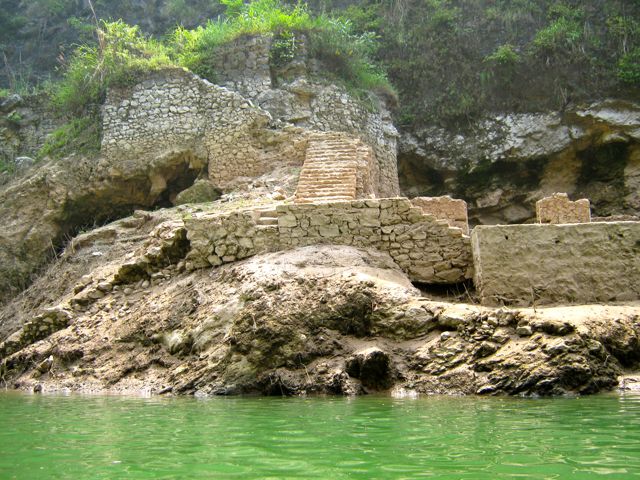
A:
[399,100,640,225]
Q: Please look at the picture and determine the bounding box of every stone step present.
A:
[297,178,356,185]
[295,196,354,203]
[294,133,361,204]
[258,209,277,217]
[296,187,356,194]
[257,217,278,226]
[296,181,355,188]
[299,169,358,175]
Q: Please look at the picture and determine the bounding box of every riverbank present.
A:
[1,223,638,397]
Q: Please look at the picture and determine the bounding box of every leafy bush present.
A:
[485,44,521,65]
[532,17,582,53]
[618,48,640,84]
[53,20,173,115]
[270,30,297,67]
[53,0,392,114]
[171,0,318,76]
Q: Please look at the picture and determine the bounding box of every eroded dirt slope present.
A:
[1,209,638,397]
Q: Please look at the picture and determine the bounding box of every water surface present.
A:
[1,392,639,479]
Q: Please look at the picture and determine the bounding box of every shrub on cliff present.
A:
[50,0,392,117]
[53,20,173,115]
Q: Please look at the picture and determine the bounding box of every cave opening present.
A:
[414,280,476,303]
[398,152,446,197]
[153,161,201,209]
[575,140,631,215]
[578,142,628,184]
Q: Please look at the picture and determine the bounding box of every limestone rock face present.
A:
[173,179,221,205]
[399,100,640,225]
[0,224,638,398]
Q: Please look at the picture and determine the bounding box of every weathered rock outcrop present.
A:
[0,222,638,397]
[399,100,640,225]
[0,93,62,183]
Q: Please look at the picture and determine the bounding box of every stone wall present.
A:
[185,198,473,284]
[210,35,273,99]
[102,68,308,189]
[536,193,591,224]
[101,61,400,197]
[208,34,400,197]
[0,93,62,178]
[411,196,469,234]
[472,222,640,306]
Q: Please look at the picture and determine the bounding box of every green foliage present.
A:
[0,159,10,173]
[5,111,22,125]
[532,17,582,53]
[617,48,640,84]
[308,20,395,105]
[171,0,320,78]
[547,2,583,21]
[270,30,297,67]
[425,0,461,31]
[37,116,101,160]
[485,44,521,65]
[52,20,173,115]
[607,15,640,53]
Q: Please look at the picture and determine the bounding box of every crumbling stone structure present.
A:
[185,198,473,284]
[536,193,591,224]
[101,33,400,200]
[411,196,469,234]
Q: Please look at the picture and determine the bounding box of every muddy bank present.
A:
[1,211,638,397]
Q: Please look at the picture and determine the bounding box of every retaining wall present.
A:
[185,198,473,284]
[472,222,640,306]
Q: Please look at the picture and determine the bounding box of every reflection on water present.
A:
[1,392,639,479]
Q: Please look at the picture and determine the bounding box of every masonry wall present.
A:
[101,62,399,196]
[0,93,62,176]
[536,193,591,224]
[102,69,308,188]
[208,33,400,197]
[411,196,469,234]
[185,198,473,284]
[472,222,640,306]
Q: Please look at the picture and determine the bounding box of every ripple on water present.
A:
[1,393,640,479]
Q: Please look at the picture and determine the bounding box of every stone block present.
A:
[536,192,591,224]
[472,222,640,306]
[278,215,298,228]
[411,196,469,234]
[318,225,340,237]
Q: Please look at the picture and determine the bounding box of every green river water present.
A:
[0,392,639,479]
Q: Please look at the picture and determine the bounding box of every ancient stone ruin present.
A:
[100,54,639,308]
[536,192,591,224]
[3,33,638,312]
[410,196,469,234]
[472,222,640,306]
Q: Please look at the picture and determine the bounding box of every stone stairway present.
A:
[294,132,360,204]
[256,207,278,226]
